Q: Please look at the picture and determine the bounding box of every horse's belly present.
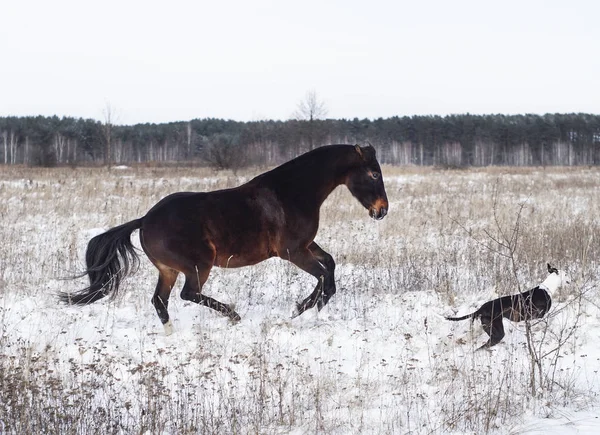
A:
[212,236,274,268]
[213,250,270,268]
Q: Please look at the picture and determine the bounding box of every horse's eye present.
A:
[370,171,380,180]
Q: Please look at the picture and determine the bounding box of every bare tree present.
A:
[293,90,328,122]
[8,130,18,165]
[54,133,67,164]
[293,90,328,151]
[102,103,117,168]
[202,133,243,173]
[186,122,193,160]
[2,130,20,165]
[2,130,7,165]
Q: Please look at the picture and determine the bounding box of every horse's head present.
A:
[346,145,389,220]
[543,263,571,293]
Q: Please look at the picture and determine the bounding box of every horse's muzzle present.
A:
[369,205,388,220]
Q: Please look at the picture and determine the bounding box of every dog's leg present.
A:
[488,318,505,347]
[478,316,493,349]
[478,316,505,350]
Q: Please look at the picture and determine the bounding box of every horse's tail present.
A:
[59,218,143,305]
[445,311,478,322]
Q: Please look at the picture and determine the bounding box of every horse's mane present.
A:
[250,145,354,184]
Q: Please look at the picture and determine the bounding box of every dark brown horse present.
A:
[60,144,389,334]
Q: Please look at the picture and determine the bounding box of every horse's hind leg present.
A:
[151,264,179,335]
[180,264,241,322]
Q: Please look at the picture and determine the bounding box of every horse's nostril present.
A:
[370,206,388,220]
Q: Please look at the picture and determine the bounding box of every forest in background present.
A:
[1,113,599,168]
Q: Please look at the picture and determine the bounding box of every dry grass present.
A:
[1,164,599,434]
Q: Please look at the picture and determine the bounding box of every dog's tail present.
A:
[445,312,477,322]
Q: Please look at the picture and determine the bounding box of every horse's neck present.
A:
[313,157,356,206]
[266,148,353,207]
[303,165,346,207]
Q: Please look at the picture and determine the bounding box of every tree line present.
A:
[1,113,599,168]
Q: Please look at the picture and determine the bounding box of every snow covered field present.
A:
[1,165,599,434]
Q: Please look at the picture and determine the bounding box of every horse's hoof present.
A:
[291,304,301,318]
[292,302,307,319]
[229,312,242,323]
[163,320,174,336]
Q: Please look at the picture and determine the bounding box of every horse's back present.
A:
[141,185,285,269]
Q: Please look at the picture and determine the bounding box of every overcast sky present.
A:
[2,0,599,125]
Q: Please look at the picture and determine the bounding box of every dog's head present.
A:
[545,263,571,291]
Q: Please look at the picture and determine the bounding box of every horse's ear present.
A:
[547,263,552,272]
[355,144,364,159]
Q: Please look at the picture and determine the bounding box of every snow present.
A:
[1,166,599,433]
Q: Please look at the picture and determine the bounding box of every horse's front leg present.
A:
[287,241,336,317]
[308,242,337,311]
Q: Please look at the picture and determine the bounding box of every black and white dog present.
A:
[446,264,571,349]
